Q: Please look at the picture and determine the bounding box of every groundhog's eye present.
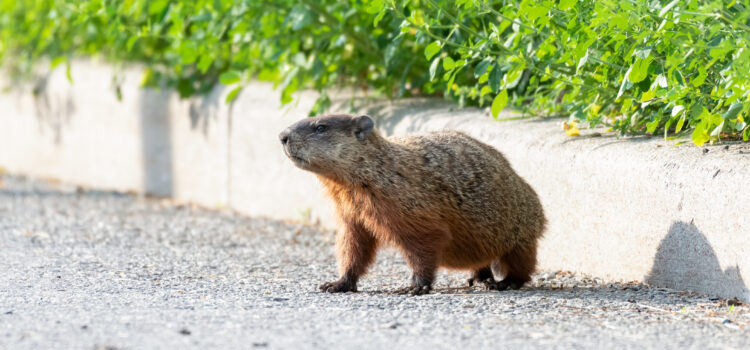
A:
[315,125,327,133]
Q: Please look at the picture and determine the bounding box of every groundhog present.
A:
[279,114,546,295]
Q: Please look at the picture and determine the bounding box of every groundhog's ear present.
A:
[354,115,374,141]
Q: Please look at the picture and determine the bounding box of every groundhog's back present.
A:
[386,130,546,263]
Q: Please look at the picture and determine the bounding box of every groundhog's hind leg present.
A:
[467,266,498,289]
[493,241,538,290]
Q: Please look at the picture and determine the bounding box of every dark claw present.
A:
[396,284,432,296]
[468,276,503,290]
[491,278,523,291]
[318,279,357,293]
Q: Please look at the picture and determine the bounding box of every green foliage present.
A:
[1,0,749,145]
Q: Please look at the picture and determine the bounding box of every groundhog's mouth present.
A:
[289,154,309,166]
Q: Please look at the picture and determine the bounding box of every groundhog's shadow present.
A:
[645,221,749,300]
[355,222,749,303]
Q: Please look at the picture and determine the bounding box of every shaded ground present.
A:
[0,175,748,350]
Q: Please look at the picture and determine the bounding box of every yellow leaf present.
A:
[590,104,601,114]
[564,122,581,137]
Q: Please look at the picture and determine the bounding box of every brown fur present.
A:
[279,114,546,295]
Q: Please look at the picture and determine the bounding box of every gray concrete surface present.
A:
[1,60,749,303]
[1,175,749,350]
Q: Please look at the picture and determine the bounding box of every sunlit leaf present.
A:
[225,86,242,103]
[219,71,241,85]
[491,90,508,119]
[424,41,441,60]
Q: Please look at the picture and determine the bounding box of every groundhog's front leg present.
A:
[319,220,378,293]
[397,243,439,296]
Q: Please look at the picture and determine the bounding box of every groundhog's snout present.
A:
[279,127,309,168]
[279,128,291,145]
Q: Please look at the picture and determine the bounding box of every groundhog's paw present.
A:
[491,278,524,291]
[318,279,357,293]
[467,277,497,289]
[466,277,507,290]
[396,285,431,296]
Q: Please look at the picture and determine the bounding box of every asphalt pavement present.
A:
[1,175,748,350]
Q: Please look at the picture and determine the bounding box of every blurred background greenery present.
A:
[1,0,748,145]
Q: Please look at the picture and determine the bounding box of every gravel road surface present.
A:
[1,175,748,350]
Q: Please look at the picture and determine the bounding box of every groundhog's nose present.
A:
[279,129,290,145]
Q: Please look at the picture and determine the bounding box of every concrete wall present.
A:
[1,61,748,302]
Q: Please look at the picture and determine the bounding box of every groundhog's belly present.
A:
[437,235,500,270]
[360,198,507,270]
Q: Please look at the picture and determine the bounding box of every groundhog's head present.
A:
[279,114,375,176]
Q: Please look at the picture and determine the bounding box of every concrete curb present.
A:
[1,61,748,302]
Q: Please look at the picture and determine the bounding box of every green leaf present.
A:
[425,42,441,60]
[576,50,589,74]
[287,6,313,31]
[710,120,725,137]
[671,105,685,118]
[691,66,708,87]
[474,59,492,78]
[489,67,503,93]
[180,42,198,65]
[225,86,242,104]
[491,90,509,119]
[503,66,524,89]
[219,71,241,85]
[478,72,489,83]
[126,36,138,52]
[526,6,548,22]
[659,0,679,17]
[257,68,278,81]
[610,14,628,31]
[429,57,441,80]
[634,48,652,59]
[722,102,744,119]
[616,71,632,100]
[442,57,456,71]
[675,113,686,134]
[364,0,385,13]
[672,69,685,86]
[148,0,169,15]
[691,121,710,146]
[628,58,652,83]
[373,10,386,27]
[65,62,73,84]
[640,90,656,102]
[654,74,668,88]
[197,55,214,74]
[50,57,66,69]
[558,0,577,11]
[281,78,297,105]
